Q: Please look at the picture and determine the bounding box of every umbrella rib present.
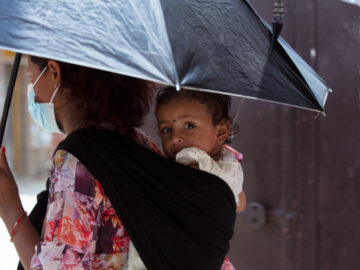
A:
[0,45,174,87]
[121,1,179,88]
[181,85,325,114]
[156,0,180,89]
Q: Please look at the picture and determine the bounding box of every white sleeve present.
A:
[176,147,243,206]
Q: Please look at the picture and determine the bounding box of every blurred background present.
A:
[0,52,61,180]
[0,0,359,269]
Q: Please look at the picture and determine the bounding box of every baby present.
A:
[127,87,244,270]
[155,87,245,210]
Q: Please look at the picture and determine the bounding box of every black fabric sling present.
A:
[19,129,235,270]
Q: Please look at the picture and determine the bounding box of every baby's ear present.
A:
[216,119,230,144]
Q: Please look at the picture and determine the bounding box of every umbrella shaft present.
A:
[0,53,22,146]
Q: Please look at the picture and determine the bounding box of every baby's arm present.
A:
[188,163,200,169]
[224,145,246,212]
[186,161,246,211]
[176,147,245,210]
[237,191,246,212]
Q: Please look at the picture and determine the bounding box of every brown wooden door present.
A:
[228,1,360,269]
[142,1,359,269]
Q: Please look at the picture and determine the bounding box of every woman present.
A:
[0,56,236,269]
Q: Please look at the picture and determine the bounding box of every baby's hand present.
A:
[175,148,202,169]
[188,163,200,170]
[176,147,209,166]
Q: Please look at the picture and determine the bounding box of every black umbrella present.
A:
[0,0,330,144]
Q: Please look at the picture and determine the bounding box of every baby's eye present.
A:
[184,123,195,129]
[161,127,172,134]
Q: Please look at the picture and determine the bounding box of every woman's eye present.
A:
[185,123,195,129]
[161,127,172,134]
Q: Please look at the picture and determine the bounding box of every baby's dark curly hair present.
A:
[155,87,237,143]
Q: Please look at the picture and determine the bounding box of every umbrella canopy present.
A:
[0,0,329,112]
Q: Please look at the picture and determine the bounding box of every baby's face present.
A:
[156,97,221,160]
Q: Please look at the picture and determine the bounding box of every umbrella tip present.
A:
[269,1,285,54]
[314,111,326,119]
[176,84,181,91]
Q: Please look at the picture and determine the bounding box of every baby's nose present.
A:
[170,130,184,146]
[172,139,184,155]
[172,134,183,144]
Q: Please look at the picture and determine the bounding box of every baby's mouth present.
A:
[172,146,184,159]
[172,150,180,159]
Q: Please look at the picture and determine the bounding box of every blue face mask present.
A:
[27,66,63,134]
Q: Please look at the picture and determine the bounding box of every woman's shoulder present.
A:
[50,150,79,191]
[51,149,104,198]
[52,149,79,173]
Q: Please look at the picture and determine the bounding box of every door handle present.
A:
[241,201,295,229]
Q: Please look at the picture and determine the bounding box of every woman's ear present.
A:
[216,119,230,145]
[47,60,62,88]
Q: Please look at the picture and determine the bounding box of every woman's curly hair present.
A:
[30,56,155,138]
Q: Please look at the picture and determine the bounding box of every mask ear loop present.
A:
[33,66,48,86]
[50,84,61,103]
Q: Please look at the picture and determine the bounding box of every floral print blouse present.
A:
[30,129,235,270]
